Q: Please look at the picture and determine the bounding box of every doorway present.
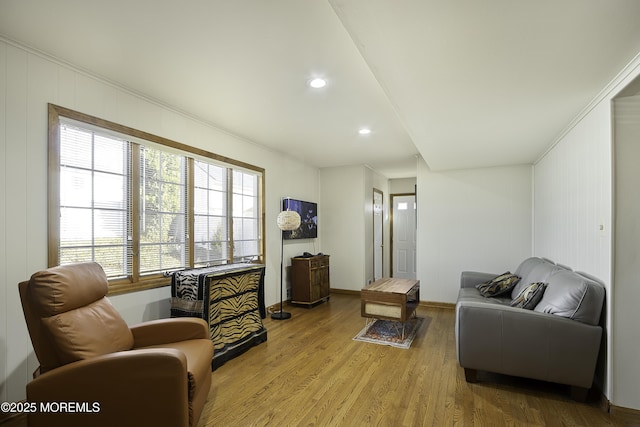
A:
[373,189,383,281]
[391,193,416,279]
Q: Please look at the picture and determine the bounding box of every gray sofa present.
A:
[455,257,605,399]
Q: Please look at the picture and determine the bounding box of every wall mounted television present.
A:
[282,198,317,240]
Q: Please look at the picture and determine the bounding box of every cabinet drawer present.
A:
[310,257,329,269]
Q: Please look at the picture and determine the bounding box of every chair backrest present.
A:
[19,262,134,374]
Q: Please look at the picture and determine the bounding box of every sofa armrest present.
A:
[27,348,190,427]
[130,317,209,348]
[460,271,497,289]
[455,300,602,388]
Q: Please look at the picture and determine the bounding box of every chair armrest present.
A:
[26,348,190,427]
[460,271,497,288]
[455,301,602,388]
[130,317,209,348]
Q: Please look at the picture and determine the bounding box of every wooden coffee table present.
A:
[361,278,420,339]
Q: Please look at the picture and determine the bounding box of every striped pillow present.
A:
[476,272,521,297]
[510,282,547,309]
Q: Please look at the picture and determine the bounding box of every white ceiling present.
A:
[2,1,640,177]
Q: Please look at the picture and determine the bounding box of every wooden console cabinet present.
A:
[291,255,330,306]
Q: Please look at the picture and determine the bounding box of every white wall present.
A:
[533,100,613,396]
[319,165,366,290]
[416,159,533,304]
[319,165,391,291]
[612,94,640,410]
[533,101,612,282]
[270,173,321,301]
[389,177,416,194]
[0,40,319,403]
[533,54,640,409]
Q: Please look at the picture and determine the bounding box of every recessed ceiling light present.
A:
[309,78,327,89]
[358,128,371,135]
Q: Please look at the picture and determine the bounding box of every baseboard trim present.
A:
[266,301,291,314]
[595,389,640,423]
[328,288,359,296]
[420,301,456,310]
[269,289,455,313]
[329,289,456,310]
[610,403,640,421]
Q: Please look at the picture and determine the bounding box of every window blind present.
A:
[51,104,265,291]
[59,124,130,278]
[232,170,261,261]
[193,159,228,267]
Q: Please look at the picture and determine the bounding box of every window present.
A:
[58,126,129,278]
[232,170,260,261]
[193,160,228,267]
[139,146,188,275]
[48,104,265,294]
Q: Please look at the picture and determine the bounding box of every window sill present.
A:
[107,275,171,296]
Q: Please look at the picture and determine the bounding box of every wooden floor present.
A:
[196,294,637,427]
[3,293,638,427]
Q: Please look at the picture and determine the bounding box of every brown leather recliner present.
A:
[19,262,214,427]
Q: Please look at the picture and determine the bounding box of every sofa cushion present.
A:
[511,257,564,299]
[510,282,547,309]
[42,297,134,365]
[533,270,605,326]
[476,272,520,297]
[457,287,511,306]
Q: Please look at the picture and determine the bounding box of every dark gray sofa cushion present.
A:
[534,269,605,326]
[512,257,565,299]
[457,287,510,306]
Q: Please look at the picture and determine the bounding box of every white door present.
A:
[373,189,383,280]
[392,194,416,279]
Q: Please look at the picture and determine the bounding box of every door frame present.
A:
[390,192,416,278]
[373,188,384,281]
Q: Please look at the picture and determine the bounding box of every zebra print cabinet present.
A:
[170,263,267,369]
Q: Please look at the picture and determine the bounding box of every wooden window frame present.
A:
[48,103,266,295]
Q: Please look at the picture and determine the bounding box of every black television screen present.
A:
[282,198,317,239]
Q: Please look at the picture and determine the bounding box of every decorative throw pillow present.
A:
[510,282,547,309]
[476,272,521,297]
